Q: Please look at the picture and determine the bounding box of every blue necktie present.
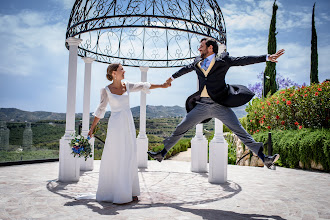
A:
[202,58,208,70]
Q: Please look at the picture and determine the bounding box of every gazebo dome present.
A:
[66,0,226,67]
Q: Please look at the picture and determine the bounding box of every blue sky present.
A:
[0,0,329,113]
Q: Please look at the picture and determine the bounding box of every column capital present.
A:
[66,37,83,46]
[139,66,149,73]
[82,57,95,63]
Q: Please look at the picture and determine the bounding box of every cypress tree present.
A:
[310,3,319,84]
[264,0,278,97]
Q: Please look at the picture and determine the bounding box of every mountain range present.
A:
[0,105,247,122]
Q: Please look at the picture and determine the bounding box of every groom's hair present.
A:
[200,38,218,54]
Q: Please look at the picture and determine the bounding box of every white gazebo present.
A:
[59,0,228,184]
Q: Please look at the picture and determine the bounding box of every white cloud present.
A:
[0,11,68,76]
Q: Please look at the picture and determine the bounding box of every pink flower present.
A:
[286,101,292,105]
[299,126,302,129]
[318,88,322,91]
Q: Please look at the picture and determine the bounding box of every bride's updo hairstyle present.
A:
[106,63,120,81]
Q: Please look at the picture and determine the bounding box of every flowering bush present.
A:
[69,135,92,161]
[248,72,303,99]
[246,81,329,133]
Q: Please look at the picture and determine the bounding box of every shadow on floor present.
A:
[46,178,284,219]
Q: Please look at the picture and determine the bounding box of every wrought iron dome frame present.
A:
[66,0,226,68]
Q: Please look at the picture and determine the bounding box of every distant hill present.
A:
[0,105,247,122]
[0,108,71,122]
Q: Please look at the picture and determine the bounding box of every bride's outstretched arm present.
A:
[150,82,171,89]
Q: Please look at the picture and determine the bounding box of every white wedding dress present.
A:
[92,81,151,204]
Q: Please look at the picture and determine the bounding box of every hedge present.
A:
[149,138,191,160]
[252,129,330,172]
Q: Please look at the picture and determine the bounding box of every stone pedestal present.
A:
[59,137,80,182]
[208,119,228,184]
[22,122,33,149]
[0,121,9,151]
[79,137,95,171]
[137,137,148,168]
[191,124,208,173]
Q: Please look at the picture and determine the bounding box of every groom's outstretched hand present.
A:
[166,77,173,86]
[268,49,285,63]
[162,82,171,88]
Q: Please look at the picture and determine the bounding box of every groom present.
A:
[148,37,285,169]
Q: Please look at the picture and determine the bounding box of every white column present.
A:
[59,37,82,182]
[80,57,95,171]
[190,78,208,173]
[137,66,149,168]
[208,118,228,183]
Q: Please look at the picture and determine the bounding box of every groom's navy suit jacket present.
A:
[172,52,267,109]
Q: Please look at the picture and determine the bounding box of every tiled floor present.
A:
[0,160,329,219]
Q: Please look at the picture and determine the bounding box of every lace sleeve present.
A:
[126,81,151,94]
[92,88,108,119]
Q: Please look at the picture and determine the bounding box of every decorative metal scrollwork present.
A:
[66,0,226,68]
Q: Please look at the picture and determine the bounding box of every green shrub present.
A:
[224,134,237,165]
[149,138,191,160]
[252,129,330,171]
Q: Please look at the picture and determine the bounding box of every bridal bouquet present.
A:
[69,135,92,161]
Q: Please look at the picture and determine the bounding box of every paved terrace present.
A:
[0,160,329,220]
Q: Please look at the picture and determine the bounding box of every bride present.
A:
[88,63,170,204]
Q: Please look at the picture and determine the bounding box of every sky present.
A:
[0,0,329,113]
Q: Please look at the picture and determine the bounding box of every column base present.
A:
[191,136,208,173]
[208,137,228,184]
[137,137,148,168]
[58,135,80,182]
[80,137,95,171]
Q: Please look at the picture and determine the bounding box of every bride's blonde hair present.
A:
[106,63,120,81]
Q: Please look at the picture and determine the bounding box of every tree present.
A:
[310,3,319,84]
[264,0,278,97]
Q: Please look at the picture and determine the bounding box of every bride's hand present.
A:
[88,129,94,138]
[162,82,171,88]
